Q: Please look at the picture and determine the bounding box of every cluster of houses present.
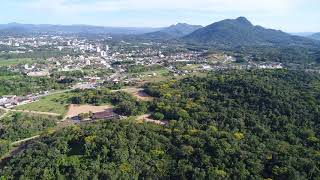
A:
[0,95,36,108]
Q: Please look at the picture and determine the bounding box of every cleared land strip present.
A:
[0,107,60,116]
[112,87,154,101]
[9,109,61,116]
[136,114,168,125]
[11,135,40,146]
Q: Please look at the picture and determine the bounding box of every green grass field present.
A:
[15,92,73,115]
[179,64,201,71]
[0,58,35,66]
[140,69,171,82]
[141,69,169,75]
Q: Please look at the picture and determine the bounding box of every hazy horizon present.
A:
[0,0,319,32]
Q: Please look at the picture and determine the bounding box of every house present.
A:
[0,97,8,106]
[0,95,18,108]
[92,109,120,120]
[3,103,15,108]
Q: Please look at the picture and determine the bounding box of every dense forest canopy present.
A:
[0,70,320,179]
[0,67,70,96]
[233,46,319,64]
[0,113,58,157]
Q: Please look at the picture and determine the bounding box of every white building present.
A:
[86,60,91,66]
[100,51,107,57]
[27,71,50,77]
[89,44,94,50]
[24,64,35,70]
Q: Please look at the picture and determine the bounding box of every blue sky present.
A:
[0,0,319,32]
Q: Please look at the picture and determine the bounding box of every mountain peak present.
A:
[176,23,188,26]
[164,23,202,35]
[235,17,252,26]
[139,23,202,40]
[169,23,193,28]
[182,17,317,46]
[309,32,320,40]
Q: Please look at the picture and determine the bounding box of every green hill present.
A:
[309,33,320,40]
[139,23,202,40]
[183,17,319,47]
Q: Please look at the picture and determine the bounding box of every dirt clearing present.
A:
[66,104,113,118]
[136,114,168,125]
[121,88,154,101]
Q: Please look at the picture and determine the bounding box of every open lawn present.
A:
[141,69,169,75]
[178,64,201,71]
[139,69,171,82]
[15,92,73,115]
[0,58,35,66]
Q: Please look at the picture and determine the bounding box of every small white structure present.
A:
[85,60,91,66]
[97,47,101,53]
[27,71,50,77]
[100,51,107,57]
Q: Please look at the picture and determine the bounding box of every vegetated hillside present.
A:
[183,17,318,47]
[1,70,320,179]
[309,33,320,40]
[139,23,202,40]
[290,32,315,37]
[228,45,320,64]
[0,113,58,156]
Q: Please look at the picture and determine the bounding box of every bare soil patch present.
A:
[136,114,168,125]
[66,104,113,118]
[122,88,154,101]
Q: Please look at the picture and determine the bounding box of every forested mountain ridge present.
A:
[309,32,320,40]
[137,23,203,40]
[1,70,320,179]
[183,17,319,47]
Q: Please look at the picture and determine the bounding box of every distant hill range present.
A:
[138,23,202,40]
[309,33,320,40]
[182,17,319,47]
[1,19,319,48]
[290,32,315,37]
[0,23,162,35]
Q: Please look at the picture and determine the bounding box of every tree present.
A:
[152,112,164,120]
[0,140,11,157]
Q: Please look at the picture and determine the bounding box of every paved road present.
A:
[13,88,73,108]
[0,88,73,118]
